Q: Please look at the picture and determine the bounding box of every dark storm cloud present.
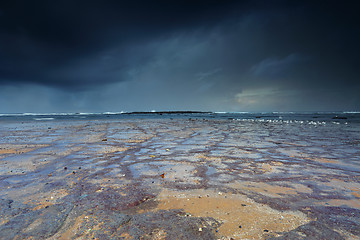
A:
[0,0,245,88]
[0,0,359,112]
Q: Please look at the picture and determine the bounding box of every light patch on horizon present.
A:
[234,88,301,111]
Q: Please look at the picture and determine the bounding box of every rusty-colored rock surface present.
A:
[0,118,359,239]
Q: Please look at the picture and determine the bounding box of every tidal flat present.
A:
[0,118,359,239]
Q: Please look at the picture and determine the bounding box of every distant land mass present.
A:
[123,111,212,115]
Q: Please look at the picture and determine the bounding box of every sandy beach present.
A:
[0,118,359,239]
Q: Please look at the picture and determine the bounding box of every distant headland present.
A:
[122,111,212,115]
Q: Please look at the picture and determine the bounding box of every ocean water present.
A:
[0,111,359,124]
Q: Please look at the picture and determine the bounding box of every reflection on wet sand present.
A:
[0,119,359,239]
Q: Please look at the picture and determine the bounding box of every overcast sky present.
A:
[0,0,359,113]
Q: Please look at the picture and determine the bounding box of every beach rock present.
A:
[268,221,345,240]
[119,210,220,239]
[0,202,73,240]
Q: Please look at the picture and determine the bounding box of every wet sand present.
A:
[0,119,359,239]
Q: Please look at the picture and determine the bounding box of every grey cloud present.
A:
[250,54,307,78]
[196,68,223,81]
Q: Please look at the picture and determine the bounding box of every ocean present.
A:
[1,111,360,124]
